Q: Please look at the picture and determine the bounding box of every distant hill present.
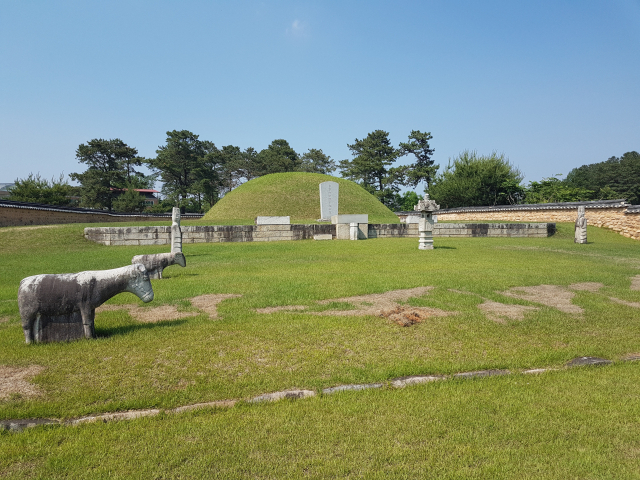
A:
[202,172,400,224]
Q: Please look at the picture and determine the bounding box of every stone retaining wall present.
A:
[0,200,202,228]
[431,200,640,241]
[85,222,553,246]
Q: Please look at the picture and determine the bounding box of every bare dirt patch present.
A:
[189,294,242,319]
[97,304,199,323]
[608,297,640,309]
[97,294,242,322]
[631,275,640,291]
[478,300,539,324]
[569,282,604,292]
[449,289,539,323]
[0,316,9,323]
[501,285,583,314]
[255,305,307,314]
[0,365,45,400]
[255,287,454,323]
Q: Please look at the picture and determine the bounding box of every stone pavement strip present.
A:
[1,356,635,432]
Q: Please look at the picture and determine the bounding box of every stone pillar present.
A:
[350,222,358,240]
[171,207,182,253]
[575,206,587,244]
[414,194,440,250]
[418,214,434,250]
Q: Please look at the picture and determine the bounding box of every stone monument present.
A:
[171,207,182,254]
[574,206,587,244]
[414,194,440,250]
[18,264,154,344]
[319,181,339,221]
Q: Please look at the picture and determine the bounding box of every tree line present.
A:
[5,128,638,211]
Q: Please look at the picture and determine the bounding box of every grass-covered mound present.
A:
[201,172,400,225]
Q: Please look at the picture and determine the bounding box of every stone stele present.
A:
[319,181,339,221]
[18,264,154,344]
[574,206,587,244]
[132,252,186,279]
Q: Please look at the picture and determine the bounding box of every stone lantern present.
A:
[414,194,440,250]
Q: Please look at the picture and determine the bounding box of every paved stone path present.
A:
[1,355,636,432]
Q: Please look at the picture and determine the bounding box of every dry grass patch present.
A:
[97,304,199,323]
[189,294,242,319]
[97,294,242,322]
[568,282,604,292]
[254,287,454,323]
[0,365,45,400]
[478,300,539,324]
[0,316,9,323]
[631,275,640,291]
[608,297,640,309]
[501,285,583,314]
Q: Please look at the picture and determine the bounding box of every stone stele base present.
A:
[32,311,89,342]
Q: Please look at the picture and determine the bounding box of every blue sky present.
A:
[1,0,639,190]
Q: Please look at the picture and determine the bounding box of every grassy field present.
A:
[1,222,639,478]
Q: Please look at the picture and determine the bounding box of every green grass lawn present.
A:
[1,222,639,478]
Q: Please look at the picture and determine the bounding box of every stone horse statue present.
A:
[18,264,154,344]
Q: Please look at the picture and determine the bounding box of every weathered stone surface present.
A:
[256,216,290,225]
[335,223,350,240]
[319,181,339,221]
[322,383,384,394]
[405,215,421,224]
[18,264,154,344]
[249,389,315,403]
[566,356,612,367]
[314,234,332,240]
[131,252,186,279]
[331,214,368,224]
[171,207,182,253]
[575,206,587,244]
[390,375,445,388]
[0,418,60,432]
[454,369,510,379]
[69,409,161,425]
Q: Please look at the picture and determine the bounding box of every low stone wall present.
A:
[85,222,553,246]
[368,223,553,238]
[85,224,336,246]
[430,199,640,241]
[0,200,203,228]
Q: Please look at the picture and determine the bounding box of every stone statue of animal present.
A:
[18,264,154,344]
[131,252,186,279]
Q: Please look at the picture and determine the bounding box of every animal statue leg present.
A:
[23,327,33,344]
[81,308,96,339]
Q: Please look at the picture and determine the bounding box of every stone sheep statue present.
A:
[131,252,186,279]
[18,264,154,344]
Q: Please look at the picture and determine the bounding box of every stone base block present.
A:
[33,311,87,342]
[314,234,332,240]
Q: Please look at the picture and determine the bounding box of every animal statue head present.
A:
[125,263,154,302]
[174,252,186,267]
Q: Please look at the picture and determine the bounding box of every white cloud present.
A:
[286,19,308,38]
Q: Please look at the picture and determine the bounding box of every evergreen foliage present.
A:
[7,173,75,206]
[429,151,524,208]
[564,151,640,204]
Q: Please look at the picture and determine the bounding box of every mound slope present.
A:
[203,172,400,224]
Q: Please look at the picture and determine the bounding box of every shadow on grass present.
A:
[434,246,456,250]
[96,319,189,338]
